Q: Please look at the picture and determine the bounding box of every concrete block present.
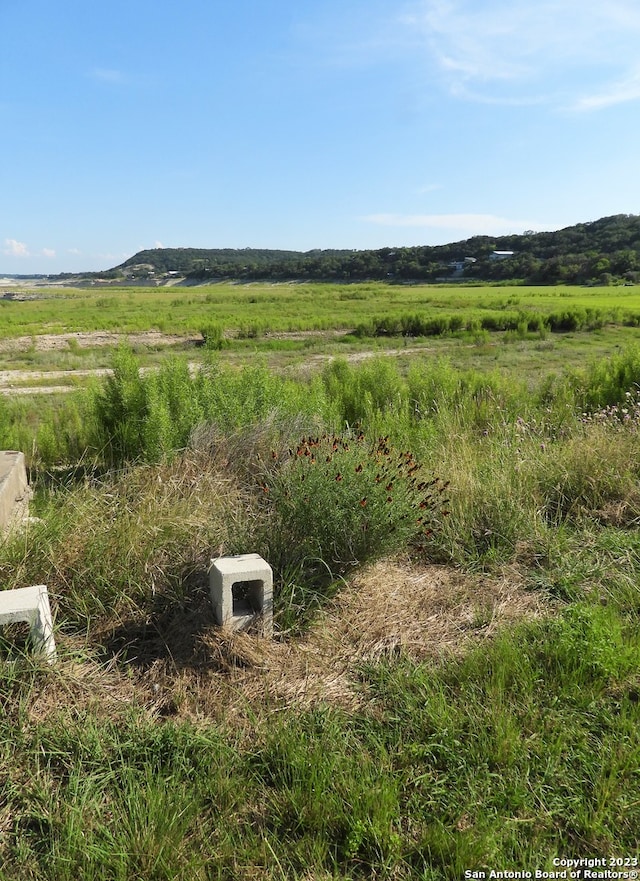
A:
[0,451,31,532]
[0,585,57,662]
[209,554,273,637]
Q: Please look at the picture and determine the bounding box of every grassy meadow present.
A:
[0,282,640,878]
[3,280,640,339]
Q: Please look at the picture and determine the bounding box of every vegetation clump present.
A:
[262,430,449,574]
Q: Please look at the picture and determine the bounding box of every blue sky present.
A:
[2,0,640,273]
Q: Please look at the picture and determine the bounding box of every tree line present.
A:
[92,214,640,285]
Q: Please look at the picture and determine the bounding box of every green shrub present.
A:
[353,319,375,338]
[89,349,332,465]
[547,308,583,332]
[580,346,640,409]
[545,307,604,333]
[89,346,148,463]
[422,315,451,336]
[195,356,330,433]
[200,321,226,350]
[262,430,448,576]
[541,346,640,412]
[89,350,203,464]
[322,357,408,425]
[480,312,520,331]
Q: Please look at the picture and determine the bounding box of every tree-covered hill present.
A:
[106,214,640,284]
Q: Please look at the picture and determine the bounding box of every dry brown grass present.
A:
[200,557,551,714]
[25,557,552,727]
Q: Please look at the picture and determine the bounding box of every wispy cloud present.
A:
[4,238,29,257]
[407,0,640,109]
[363,212,544,237]
[97,252,129,263]
[416,183,442,195]
[3,241,59,260]
[574,67,640,111]
[89,68,127,84]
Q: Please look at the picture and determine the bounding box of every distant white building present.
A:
[448,256,477,272]
[447,256,478,277]
[490,250,514,260]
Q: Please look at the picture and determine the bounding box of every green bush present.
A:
[89,346,148,463]
[580,346,640,409]
[540,346,640,413]
[88,348,332,465]
[89,350,203,464]
[262,430,448,576]
[547,308,585,332]
[200,321,226,350]
[322,357,408,425]
[480,311,521,331]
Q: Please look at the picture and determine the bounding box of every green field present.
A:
[3,281,640,337]
[1,284,640,878]
[0,281,639,391]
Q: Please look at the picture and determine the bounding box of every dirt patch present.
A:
[0,337,439,395]
[0,331,198,394]
[0,330,197,354]
[28,558,552,724]
[0,362,197,396]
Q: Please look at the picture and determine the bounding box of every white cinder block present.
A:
[0,585,57,663]
[209,554,273,637]
[0,451,31,532]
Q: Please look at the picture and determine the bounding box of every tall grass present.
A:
[11,345,640,578]
[0,453,248,627]
[87,348,334,466]
[3,345,640,875]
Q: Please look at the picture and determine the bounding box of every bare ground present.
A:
[0,331,198,394]
[0,330,196,353]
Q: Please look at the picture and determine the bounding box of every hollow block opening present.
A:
[0,621,32,660]
[232,579,263,617]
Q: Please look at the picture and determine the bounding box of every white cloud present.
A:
[67,248,81,255]
[42,248,56,258]
[154,241,165,249]
[90,68,126,84]
[408,0,640,109]
[4,238,29,257]
[416,183,442,195]
[97,252,129,263]
[363,212,544,236]
[573,67,640,111]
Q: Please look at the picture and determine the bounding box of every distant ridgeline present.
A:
[103,214,640,285]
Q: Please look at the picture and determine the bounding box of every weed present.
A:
[262,430,448,578]
[199,321,227,350]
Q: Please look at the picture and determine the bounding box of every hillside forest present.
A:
[66,214,640,285]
